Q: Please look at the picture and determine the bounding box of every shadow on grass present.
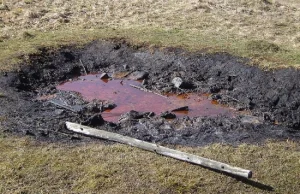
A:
[205,167,274,192]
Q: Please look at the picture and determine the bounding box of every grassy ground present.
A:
[0,134,300,194]
[1,0,300,193]
[0,0,300,70]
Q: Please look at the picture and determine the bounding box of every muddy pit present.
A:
[56,73,235,122]
[1,41,300,146]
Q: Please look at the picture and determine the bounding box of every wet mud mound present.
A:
[1,41,300,146]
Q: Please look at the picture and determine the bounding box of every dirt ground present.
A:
[1,41,299,147]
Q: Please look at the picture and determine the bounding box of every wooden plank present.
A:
[66,122,252,179]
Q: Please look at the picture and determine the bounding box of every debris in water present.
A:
[57,73,235,122]
[100,73,110,79]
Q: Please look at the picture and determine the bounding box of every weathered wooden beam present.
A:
[66,121,252,179]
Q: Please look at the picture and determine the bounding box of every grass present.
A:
[1,27,300,71]
[0,0,300,70]
[1,0,300,193]
[0,134,300,193]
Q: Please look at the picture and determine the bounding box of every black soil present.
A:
[1,40,300,146]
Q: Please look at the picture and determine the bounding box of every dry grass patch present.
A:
[0,134,299,193]
[0,0,300,69]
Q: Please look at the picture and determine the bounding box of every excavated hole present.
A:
[54,73,236,122]
[1,40,300,146]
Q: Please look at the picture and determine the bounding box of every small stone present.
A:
[162,87,172,93]
[118,110,144,122]
[84,102,101,113]
[100,73,110,79]
[112,71,130,79]
[141,79,148,85]
[123,64,129,70]
[172,77,183,88]
[71,134,81,140]
[171,77,194,89]
[160,111,176,119]
[55,109,65,115]
[241,116,262,124]
[129,71,149,80]
[209,85,221,93]
[103,103,117,110]
[171,106,189,112]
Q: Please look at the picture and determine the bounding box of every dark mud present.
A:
[56,74,235,122]
[1,40,300,146]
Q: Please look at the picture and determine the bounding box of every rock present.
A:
[209,85,221,93]
[171,77,194,89]
[210,94,222,100]
[160,111,176,119]
[103,103,117,110]
[100,73,110,79]
[141,79,148,85]
[172,77,183,88]
[70,134,81,140]
[54,109,65,115]
[112,71,130,79]
[83,102,101,113]
[123,64,129,70]
[162,87,172,93]
[171,106,189,112]
[266,90,279,106]
[241,115,262,124]
[118,110,144,122]
[129,71,149,80]
[37,128,49,137]
[82,114,104,127]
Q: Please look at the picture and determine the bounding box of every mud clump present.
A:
[1,41,300,146]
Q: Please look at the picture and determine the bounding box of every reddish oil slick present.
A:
[57,74,234,122]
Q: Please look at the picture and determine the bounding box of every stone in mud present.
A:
[82,113,104,127]
[172,77,183,88]
[160,111,176,119]
[118,110,145,122]
[171,106,189,112]
[123,64,129,70]
[112,71,131,79]
[141,79,148,86]
[162,87,172,93]
[171,77,194,89]
[209,85,221,93]
[103,103,117,110]
[54,109,65,115]
[100,73,110,79]
[240,115,262,124]
[129,71,149,80]
[83,101,102,113]
[266,90,280,106]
